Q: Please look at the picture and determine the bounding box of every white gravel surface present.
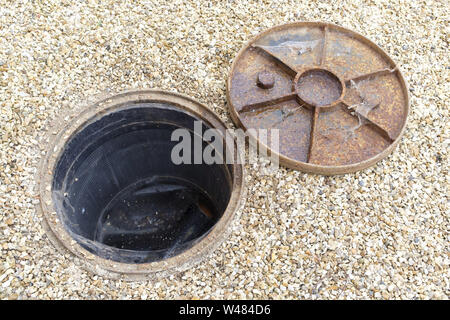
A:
[0,0,448,299]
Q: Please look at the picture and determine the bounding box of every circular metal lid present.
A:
[227,22,409,174]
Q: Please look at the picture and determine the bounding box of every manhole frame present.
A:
[38,89,245,280]
[226,21,410,175]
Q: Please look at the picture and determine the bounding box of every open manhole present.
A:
[38,90,244,279]
[227,22,410,174]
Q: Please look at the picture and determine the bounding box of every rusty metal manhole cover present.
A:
[227,22,409,174]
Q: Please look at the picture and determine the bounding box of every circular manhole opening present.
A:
[227,22,410,174]
[39,90,244,279]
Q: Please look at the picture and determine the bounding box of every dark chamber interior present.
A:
[52,103,233,263]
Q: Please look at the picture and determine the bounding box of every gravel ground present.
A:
[0,0,448,299]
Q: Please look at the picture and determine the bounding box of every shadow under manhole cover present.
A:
[38,90,244,279]
[227,22,410,174]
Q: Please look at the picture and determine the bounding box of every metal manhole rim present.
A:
[38,89,245,279]
[226,21,410,175]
